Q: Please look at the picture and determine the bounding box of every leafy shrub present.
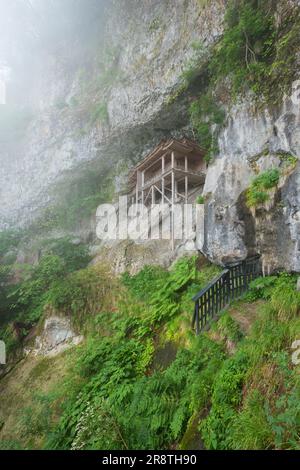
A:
[47,333,225,450]
[216,312,243,343]
[228,390,274,449]
[246,168,280,207]
[1,240,91,332]
[0,230,22,259]
[47,264,116,326]
[121,265,169,301]
[181,41,208,86]
[246,275,278,301]
[210,1,275,96]
[44,238,90,273]
[196,195,205,204]
[200,351,249,449]
[71,399,125,450]
[200,273,300,450]
[252,169,280,190]
[270,275,300,321]
[13,255,65,322]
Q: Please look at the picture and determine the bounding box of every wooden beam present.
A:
[153,185,171,204]
[135,182,138,205]
[141,171,145,206]
[185,175,188,203]
[161,176,165,204]
[171,169,175,251]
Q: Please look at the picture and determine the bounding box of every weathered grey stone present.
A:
[0,0,299,275]
[33,316,83,357]
[0,0,226,229]
[197,80,300,271]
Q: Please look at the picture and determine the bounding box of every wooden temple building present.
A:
[128,138,207,206]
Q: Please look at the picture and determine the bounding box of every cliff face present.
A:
[0,0,225,227]
[199,80,300,272]
[0,0,299,273]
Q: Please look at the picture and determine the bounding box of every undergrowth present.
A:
[1,246,299,450]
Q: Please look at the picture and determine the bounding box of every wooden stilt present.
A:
[141,171,145,207]
[162,177,165,203]
[161,155,165,203]
[171,169,175,251]
[185,175,188,203]
[135,182,138,207]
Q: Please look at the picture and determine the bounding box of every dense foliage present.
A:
[1,245,299,451]
[201,274,300,450]
[0,235,91,352]
[186,0,300,159]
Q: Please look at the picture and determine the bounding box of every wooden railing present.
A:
[192,255,262,335]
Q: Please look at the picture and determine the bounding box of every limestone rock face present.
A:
[33,316,83,357]
[0,0,226,228]
[197,80,300,272]
[1,0,299,274]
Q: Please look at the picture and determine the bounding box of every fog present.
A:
[0,0,108,70]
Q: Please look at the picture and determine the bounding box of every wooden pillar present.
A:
[171,169,175,250]
[161,155,165,203]
[161,177,165,203]
[141,171,145,206]
[135,182,138,206]
[185,155,188,172]
[185,175,188,203]
[151,185,155,205]
[171,151,175,169]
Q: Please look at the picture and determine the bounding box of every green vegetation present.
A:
[97,46,122,88]
[0,236,91,354]
[196,195,205,204]
[181,41,208,86]
[189,93,225,163]
[0,230,22,260]
[177,1,300,160]
[149,17,161,33]
[210,1,275,97]
[0,245,299,451]
[277,151,298,171]
[201,273,300,450]
[26,167,115,233]
[90,102,109,125]
[210,0,300,103]
[246,168,280,207]
[0,255,221,449]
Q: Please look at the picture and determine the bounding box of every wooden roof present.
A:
[128,138,206,184]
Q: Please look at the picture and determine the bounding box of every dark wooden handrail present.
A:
[192,255,262,335]
[192,270,229,302]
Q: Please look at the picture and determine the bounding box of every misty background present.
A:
[0,0,108,105]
